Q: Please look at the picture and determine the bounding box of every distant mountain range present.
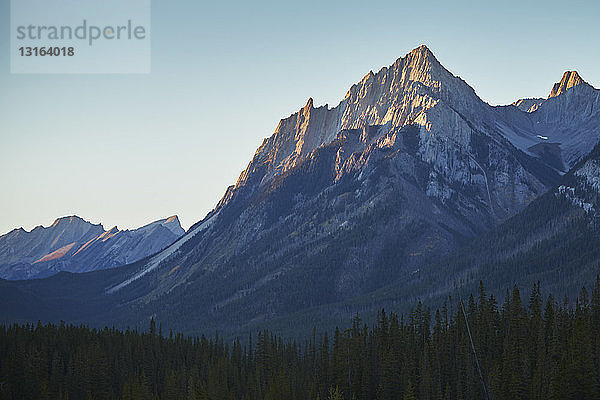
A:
[0,215,184,280]
[1,45,599,338]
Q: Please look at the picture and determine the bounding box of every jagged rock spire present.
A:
[549,71,585,98]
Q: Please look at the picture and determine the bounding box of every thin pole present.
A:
[459,295,491,400]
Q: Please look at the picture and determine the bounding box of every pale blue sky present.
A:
[1,0,599,234]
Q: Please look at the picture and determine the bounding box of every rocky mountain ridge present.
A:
[0,215,184,280]
[503,70,600,170]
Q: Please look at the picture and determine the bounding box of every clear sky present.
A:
[1,0,599,234]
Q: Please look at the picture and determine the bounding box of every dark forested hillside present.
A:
[1,281,599,400]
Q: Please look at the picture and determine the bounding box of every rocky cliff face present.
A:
[0,215,184,280]
[549,71,585,98]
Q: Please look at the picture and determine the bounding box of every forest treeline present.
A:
[1,279,599,400]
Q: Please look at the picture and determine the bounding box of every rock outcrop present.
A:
[549,71,585,98]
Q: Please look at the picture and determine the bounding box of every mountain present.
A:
[503,70,600,171]
[1,45,599,338]
[549,70,585,98]
[337,139,600,323]
[512,98,544,113]
[0,215,184,280]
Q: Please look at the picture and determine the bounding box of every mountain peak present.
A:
[165,215,179,224]
[404,44,439,65]
[549,71,585,98]
[50,215,87,228]
[304,97,314,110]
[139,215,185,237]
[162,215,185,236]
[410,44,433,55]
[385,44,449,89]
[512,97,545,113]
